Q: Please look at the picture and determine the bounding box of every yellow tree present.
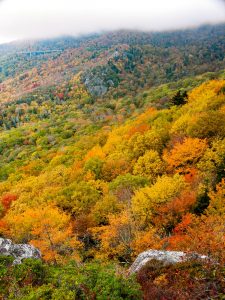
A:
[133,150,165,183]
[93,212,134,262]
[131,228,162,257]
[128,130,165,160]
[163,137,207,173]
[207,179,225,216]
[197,138,225,188]
[131,174,186,228]
[2,205,82,263]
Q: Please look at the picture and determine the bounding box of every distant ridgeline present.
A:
[0,23,224,95]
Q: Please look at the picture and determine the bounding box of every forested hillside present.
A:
[0,24,225,102]
[0,25,225,299]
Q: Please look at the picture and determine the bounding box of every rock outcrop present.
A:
[0,238,41,264]
[84,76,108,97]
[130,250,208,273]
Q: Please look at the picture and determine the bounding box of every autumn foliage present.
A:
[0,77,224,274]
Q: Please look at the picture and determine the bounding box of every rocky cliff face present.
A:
[130,250,208,273]
[0,238,41,264]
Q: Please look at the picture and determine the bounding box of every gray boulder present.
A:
[0,238,41,264]
[130,250,208,273]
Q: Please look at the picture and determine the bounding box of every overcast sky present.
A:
[0,0,224,44]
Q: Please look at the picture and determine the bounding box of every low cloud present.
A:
[0,0,224,44]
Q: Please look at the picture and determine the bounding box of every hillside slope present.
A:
[0,25,225,299]
[0,24,224,103]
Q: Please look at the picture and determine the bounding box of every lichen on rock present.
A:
[0,238,41,264]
